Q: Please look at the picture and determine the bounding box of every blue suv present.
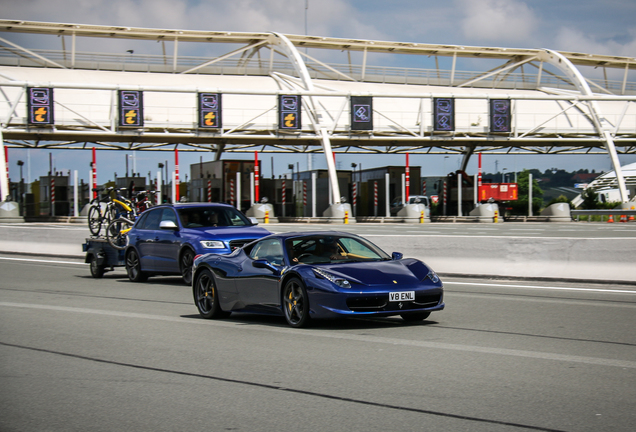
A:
[124,203,271,284]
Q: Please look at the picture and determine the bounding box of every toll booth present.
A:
[115,175,148,198]
[39,174,71,216]
[189,159,257,211]
[351,166,421,217]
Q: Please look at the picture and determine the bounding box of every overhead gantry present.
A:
[1,20,636,203]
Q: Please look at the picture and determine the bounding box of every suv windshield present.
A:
[177,206,251,228]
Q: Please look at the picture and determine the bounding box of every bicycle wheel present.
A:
[106,219,134,250]
[87,205,102,236]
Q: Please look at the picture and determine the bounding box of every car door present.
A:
[132,208,162,271]
[235,238,284,310]
[153,208,181,273]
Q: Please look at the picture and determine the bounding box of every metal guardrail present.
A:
[571,209,636,215]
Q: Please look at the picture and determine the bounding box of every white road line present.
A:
[0,256,85,265]
[363,234,636,240]
[1,301,635,369]
[444,281,636,294]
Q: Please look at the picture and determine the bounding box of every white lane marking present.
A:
[0,224,87,231]
[0,256,86,266]
[363,234,636,240]
[1,301,635,369]
[444,281,636,295]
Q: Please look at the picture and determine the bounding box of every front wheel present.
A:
[193,269,230,319]
[106,219,133,250]
[282,278,310,328]
[400,312,431,322]
[125,249,148,282]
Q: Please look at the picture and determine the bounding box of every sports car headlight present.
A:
[200,240,225,249]
[427,270,440,283]
[312,268,351,289]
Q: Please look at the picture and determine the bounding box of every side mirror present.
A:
[392,252,403,261]
[249,217,259,225]
[160,220,178,230]
[252,259,280,275]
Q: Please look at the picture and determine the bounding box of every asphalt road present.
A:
[1,255,635,431]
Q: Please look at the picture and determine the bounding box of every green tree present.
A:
[580,188,598,209]
[509,169,543,215]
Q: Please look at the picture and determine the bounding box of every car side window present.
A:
[140,208,162,230]
[160,208,177,224]
[249,238,284,266]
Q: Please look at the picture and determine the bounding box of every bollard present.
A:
[344,210,349,224]
[420,210,424,224]
[494,210,499,223]
[264,210,269,224]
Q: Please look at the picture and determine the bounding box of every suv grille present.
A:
[229,239,255,251]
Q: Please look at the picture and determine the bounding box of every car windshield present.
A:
[177,206,251,228]
[286,234,390,264]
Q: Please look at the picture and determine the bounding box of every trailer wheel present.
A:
[89,255,105,278]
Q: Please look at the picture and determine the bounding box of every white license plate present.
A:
[389,291,415,302]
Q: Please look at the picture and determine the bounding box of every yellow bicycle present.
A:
[105,197,136,250]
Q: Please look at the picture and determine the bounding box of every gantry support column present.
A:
[270,32,342,206]
[539,49,629,202]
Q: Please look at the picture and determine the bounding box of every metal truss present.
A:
[1,20,636,201]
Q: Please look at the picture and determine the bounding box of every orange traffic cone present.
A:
[620,214,627,223]
[630,207,635,222]
[608,215,614,223]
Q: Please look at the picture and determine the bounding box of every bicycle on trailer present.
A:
[87,187,116,236]
[105,190,151,250]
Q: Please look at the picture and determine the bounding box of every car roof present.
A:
[151,202,236,210]
[264,231,362,240]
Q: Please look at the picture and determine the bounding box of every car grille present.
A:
[229,239,255,251]
[347,292,442,312]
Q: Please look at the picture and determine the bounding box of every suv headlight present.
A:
[313,268,351,289]
[200,240,225,249]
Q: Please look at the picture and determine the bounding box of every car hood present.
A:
[183,226,271,240]
[316,260,429,286]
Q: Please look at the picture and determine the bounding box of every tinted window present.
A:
[140,208,162,230]
[160,208,177,224]
[177,206,251,228]
[249,238,284,265]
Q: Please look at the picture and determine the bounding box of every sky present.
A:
[2,0,636,184]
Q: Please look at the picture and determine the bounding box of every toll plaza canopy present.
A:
[1,19,636,203]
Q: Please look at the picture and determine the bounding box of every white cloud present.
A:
[457,0,537,45]
[554,27,636,57]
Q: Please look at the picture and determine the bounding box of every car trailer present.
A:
[83,237,125,278]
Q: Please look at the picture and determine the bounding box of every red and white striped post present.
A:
[422,180,426,196]
[352,181,357,217]
[207,180,212,203]
[478,152,482,202]
[229,179,234,204]
[443,181,447,216]
[92,147,97,200]
[373,181,378,217]
[254,151,260,204]
[405,153,410,200]
[51,177,55,216]
[174,148,180,202]
[303,181,307,216]
[282,178,286,217]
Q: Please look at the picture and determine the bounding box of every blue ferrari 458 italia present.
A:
[192,231,444,327]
